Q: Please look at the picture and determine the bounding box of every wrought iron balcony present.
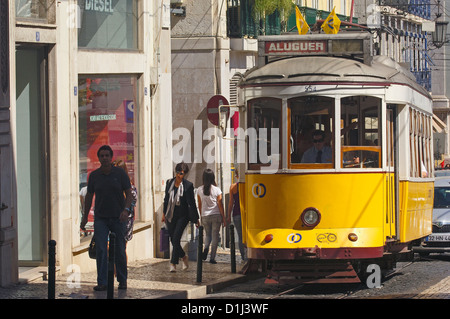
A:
[227,1,357,38]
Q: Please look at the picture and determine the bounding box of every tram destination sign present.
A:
[258,34,373,65]
[265,40,327,55]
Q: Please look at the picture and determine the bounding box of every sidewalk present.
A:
[413,276,450,299]
[0,250,253,299]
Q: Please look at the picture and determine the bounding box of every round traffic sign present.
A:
[207,95,229,126]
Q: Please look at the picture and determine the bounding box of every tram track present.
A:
[265,285,305,299]
[265,258,421,299]
[337,258,420,299]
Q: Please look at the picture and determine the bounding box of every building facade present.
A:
[0,0,173,287]
[429,0,450,162]
[171,0,233,190]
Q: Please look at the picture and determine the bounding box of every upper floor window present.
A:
[78,0,138,50]
[16,0,55,23]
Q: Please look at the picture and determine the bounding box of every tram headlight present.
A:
[301,208,321,227]
[348,233,358,242]
[264,234,274,243]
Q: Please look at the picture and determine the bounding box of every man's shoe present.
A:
[93,285,107,291]
[118,282,127,290]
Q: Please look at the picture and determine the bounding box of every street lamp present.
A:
[432,19,448,48]
[431,0,448,49]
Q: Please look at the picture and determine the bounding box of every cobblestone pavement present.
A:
[413,276,450,299]
[1,251,448,299]
[0,250,250,299]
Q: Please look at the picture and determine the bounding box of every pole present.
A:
[349,0,355,23]
[48,240,56,299]
[107,232,116,299]
[196,226,204,283]
[230,225,236,273]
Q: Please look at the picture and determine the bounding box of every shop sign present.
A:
[84,0,114,13]
[90,114,116,122]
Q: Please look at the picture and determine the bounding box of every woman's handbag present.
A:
[160,227,169,252]
[88,236,96,259]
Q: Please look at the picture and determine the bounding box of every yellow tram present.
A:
[235,33,433,283]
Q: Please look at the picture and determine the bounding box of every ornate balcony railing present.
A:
[227,1,357,38]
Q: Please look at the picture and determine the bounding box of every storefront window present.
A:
[78,75,138,237]
[78,0,138,50]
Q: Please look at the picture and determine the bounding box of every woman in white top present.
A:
[197,169,225,264]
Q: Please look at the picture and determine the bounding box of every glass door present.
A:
[16,46,48,266]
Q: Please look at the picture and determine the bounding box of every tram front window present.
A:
[247,98,282,171]
[289,96,334,167]
[341,96,381,168]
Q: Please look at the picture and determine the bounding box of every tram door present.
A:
[385,107,397,238]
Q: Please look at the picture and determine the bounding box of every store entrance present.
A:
[15,46,49,267]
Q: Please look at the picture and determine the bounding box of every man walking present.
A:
[80,145,132,291]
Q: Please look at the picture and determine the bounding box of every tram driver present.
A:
[301,130,332,164]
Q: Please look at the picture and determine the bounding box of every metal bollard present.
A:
[230,225,236,273]
[196,226,203,283]
[107,232,116,299]
[48,240,57,299]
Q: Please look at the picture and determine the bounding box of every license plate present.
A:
[425,233,450,242]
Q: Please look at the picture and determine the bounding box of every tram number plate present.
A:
[425,234,450,242]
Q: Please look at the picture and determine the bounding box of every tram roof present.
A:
[240,55,430,98]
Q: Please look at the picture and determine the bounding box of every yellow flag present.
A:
[321,7,341,34]
[295,6,309,35]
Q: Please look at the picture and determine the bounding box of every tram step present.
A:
[265,262,361,284]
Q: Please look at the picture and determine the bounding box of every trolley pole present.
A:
[196,226,204,283]
[107,232,116,299]
[230,225,236,273]
[48,240,56,299]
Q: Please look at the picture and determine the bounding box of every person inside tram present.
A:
[291,117,315,163]
[421,161,428,178]
[301,130,332,163]
[343,152,361,167]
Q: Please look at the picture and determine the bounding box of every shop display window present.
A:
[78,75,138,237]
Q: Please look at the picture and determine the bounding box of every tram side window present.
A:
[409,109,432,178]
[247,98,282,170]
[289,96,334,167]
[341,96,381,168]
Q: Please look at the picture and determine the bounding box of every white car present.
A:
[413,174,450,255]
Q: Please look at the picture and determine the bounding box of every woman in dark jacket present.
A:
[162,162,199,272]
